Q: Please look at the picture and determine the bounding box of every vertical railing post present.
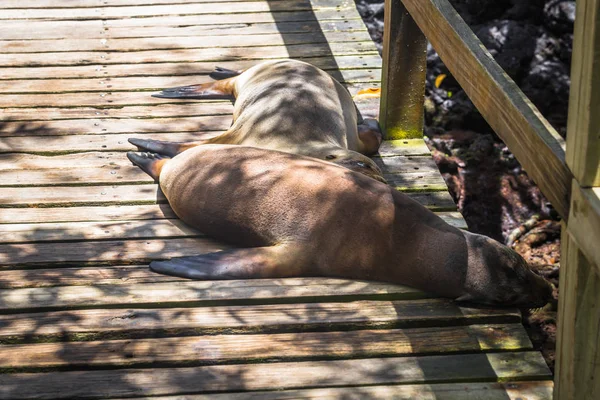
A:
[379,0,428,139]
[555,0,600,399]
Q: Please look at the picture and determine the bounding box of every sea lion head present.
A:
[323,150,387,183]
[456,232,553,309]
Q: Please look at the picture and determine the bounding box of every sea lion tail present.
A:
[150,246,293,280]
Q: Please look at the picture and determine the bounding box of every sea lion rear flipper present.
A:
[209,66,243,80]
[152,78,235,100]
[127,151,169,182]
[149,246,293,280]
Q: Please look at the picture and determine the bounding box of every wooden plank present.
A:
[555,228,600,400]
[0,324,532,371]
[106,381,555,400]
[0,184,457,209]
[0,10,364,39]
[379,0,426,139]
[0,31,375,54]
[0,237,228,267]
[0,56,382,81]
[0,203,464,228]
[0,219,203,244]
[0,1,350,20]
[0,19,368,41]
[0,265,184,289]
[0,279,430,312]
[0,103,235,121]
[0,82,377,108]
[565,0,600,186]
[0,116,231,137]
[0,211,465,245]
[0,42,378,68]
[0,299,522,343]
[0,154,445,190]
[0,352,551,399]
[0,132,221,154]
[401,0,571,220]
[0,0,312,9]
[0,69,381,95]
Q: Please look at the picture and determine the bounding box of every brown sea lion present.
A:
[130,59,385,182]
[127,145,553,308]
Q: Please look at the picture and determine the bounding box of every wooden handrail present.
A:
[381,0,572,220]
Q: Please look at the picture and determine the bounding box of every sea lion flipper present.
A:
[210,67,242,80]
[127,151,169,182]
[128,138,204,157]
[149,246,290,280]
[152,79,235,100]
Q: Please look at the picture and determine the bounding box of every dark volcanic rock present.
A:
[355,0,575,137]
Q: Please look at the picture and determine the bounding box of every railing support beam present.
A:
[380,0,427,140]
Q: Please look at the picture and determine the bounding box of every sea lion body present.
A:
[133,60,385,182]
[129,145,553,308]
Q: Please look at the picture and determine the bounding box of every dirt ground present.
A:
[425,129,561,371]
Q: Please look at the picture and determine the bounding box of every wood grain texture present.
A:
[0,55,381,81]
[0,184,458,210]
[0,280,427,312]
[0,299,522,343]
[565,0,600,186]
[379,0,426,139]
[567,183,600,273]
[105,381,555,400]
[401,0,571,219]
[0,324,532,371]
[555,228,600,400]
[0,352,551,399]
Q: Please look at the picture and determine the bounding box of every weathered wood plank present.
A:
[565,0,600,186]
[402,0,571,220]
[0,56,381,81]
[0,10,363,42]
[0,352,551,399]
[0,184,457,209]
[0,31,375,54]
[106,381,555,400]
[0,1,350,20]
[0,116,231,137]
[0,299,523,343]
[0,265,184,289]
[0,0,271,7]
[0,324,532,371]
[0,237,228,266]
[0,210,465,245]
[0,82,377,108]
[0,19,368,41]
[0,280,431,312]
[0,42,378,68]
[0,153,445,191]
[0,69,380,95]
[0,219,203,244]
[0,203,464,229]
[0,132,221,154]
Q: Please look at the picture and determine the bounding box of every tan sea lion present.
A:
[130,59,385,182]
[127,145,553,308]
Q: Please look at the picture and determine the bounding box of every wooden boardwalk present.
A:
[0,0,553,398]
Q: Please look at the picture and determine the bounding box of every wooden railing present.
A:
[378,0,600,399]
